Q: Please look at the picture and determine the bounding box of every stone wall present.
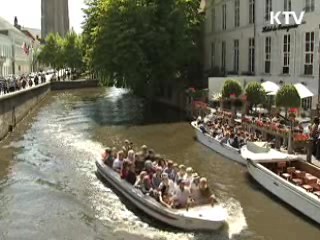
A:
[0,83,50,140]
[51,79,99,90]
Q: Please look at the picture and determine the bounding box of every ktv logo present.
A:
[270,11,305,25]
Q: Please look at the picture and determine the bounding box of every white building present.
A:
[204,0,320,110]
[0,16,33,76]
[0,32,13,77]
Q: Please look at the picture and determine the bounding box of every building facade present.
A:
[0,17,33,76]
[0,32,13,77]
[204,0,320,109]
[41,0,70,39]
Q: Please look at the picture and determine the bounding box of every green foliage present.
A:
[82,0,205,96]
[245,82,266,105]
[38,31,84,73]
[276,84,300,109]
[221,79,243,98]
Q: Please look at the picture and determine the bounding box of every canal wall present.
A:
[0,83,51,140]
[0,79,100,141]
[51,79,99,90]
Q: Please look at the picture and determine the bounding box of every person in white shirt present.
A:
[112,150,125,173]
[184,167,193,187]
[171,179,191,209]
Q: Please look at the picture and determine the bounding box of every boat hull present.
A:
[247,159,320,224]
[96,160,226,231]
[191,121,245,165]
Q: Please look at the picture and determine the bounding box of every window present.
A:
[235,0,240,27]
[249,0,255,24]
[265,0,272,21]
[249,38,255,73]
[234,40,239,73]
[210,42,215,69]
[221,41,226,72]
[302,97,312,110]
[304,32,314,75]
[305,0,315,12]
[211,8,215,32]
[284,0,292,11]
[283,34,291,74]
[222,4,227,30]
[265,37,272,74]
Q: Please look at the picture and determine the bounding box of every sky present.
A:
[0,0,86,33]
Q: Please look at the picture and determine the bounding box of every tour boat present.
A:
[95,159,228,231]
[191,121,245,165]
[244,142,320,224]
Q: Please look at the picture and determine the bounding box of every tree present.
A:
[63,31,84,77]
[82,0,205,96]
[38,33,62,70]
[276,84,300,118]
[245,82,266,111]
[221,79,243,99]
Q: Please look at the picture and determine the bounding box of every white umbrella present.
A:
[261,81,280,95]
[294,83,314,99]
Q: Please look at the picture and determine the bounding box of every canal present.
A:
[0,87,319,240]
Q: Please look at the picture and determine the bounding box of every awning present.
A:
[294,83,314,99]
[261,81,280,95]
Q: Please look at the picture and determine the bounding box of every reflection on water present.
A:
[0,87,318,240]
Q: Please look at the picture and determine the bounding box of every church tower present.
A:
[41,0,70,39]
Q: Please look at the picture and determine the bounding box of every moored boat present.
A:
[96,159,228,231]
[245,145,320,224]
[191,121,245,165]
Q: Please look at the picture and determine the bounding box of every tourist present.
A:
[228,133,240,149]
[141,175,153,195]
[111,147,117,159]
[102,147,113,167]
[171,179,191,209]
[155,155,166,168]
[163,160,174,179]
[175,165,186,182]
[184,167,194,186]
[158,173,175,198]
[310,117,319,157]
[134,152,145,174]
[120,160,131,179]
[140,145,148,159]
[151,166,162,188]
[123,139,131,156]
[112,150,125,173]
[157,173,174,208]
[197,177,217,206]
[125,163,137,185]
[170,163,179,181]
[126,149,135,163]
[134,171,147,188]
[145,149,156,161]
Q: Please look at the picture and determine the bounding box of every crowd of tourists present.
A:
[102,140,217,209]
[197,115,262,149]
[0,73,47,96]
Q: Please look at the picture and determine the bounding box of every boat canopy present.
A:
[241,142,299,162]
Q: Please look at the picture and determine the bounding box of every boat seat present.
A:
[281,167,296,180]
[281,173,291,180]
[302,184,313,192]
[291,178,303,186]
[314,191,320,198]
[304,174,318,185]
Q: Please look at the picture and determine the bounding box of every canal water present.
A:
[0,87,319,240]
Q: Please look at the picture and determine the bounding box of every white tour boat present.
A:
[96,159,228,231]
[191,121,245,165]
[244,142,320,224]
